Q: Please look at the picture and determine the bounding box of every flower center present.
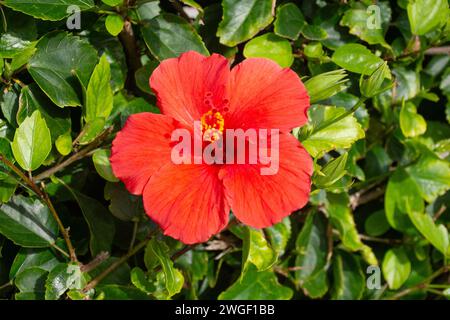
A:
[201,110,224,142]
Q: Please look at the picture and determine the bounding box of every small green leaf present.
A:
[78,118,106,145]
[55,133,72,156]
[364,210,390,237]
[331,251,365,300]
[141,14,208,60]
[243,33,293,67]
[45,263,88,300]
[332,43,384,75]
[0,195,58,248]
[10,247,61,280]
[12,110,51,171]
[301,105,365,158]
[313,152,348,188]
[265,217,291,256]
[92,149,118,182]
[105,14,124,37]
[102,0,123,6]
[242,227,277,273]
[407,0,448,35]
[66,188,115,256]
[219,264,293,300]
[85,54,113,122]
[273,3,305,40]
[146,238,184,298]
[130,267,155,294]
[326,193,377,265]
[400,102,426,138]
[14,267,47,300]
[295,211,329,298]
[407,210,449,256]
[3,0,94,21]
[217,0,274,47]
[382,247,411,290]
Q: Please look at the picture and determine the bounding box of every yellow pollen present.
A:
[201,110,225,142]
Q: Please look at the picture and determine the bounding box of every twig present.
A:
[359,234,403,245]
[80,251,110,273]
[118,18,142,94]
[350,185,386,210]
[34,126,113,182]
[0,154,77,262]
[83,238,149,293]
[388,264,450,300]
[0,281,12,291]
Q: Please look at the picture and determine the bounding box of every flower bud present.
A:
[304,69,348,103]
[359,61,392,98]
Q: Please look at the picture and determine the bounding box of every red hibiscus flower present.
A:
[110,51,312,244]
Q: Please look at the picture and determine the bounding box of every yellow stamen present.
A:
[201,110,224,142]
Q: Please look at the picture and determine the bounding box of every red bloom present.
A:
[110,51,312,244]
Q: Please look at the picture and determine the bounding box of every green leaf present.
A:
[326,193,377,265]
[77,118,106,145]
[295,211,329,298]
[14,267,47,299]
[385,168,423,232]
[405,150,450,203]
[242,227,277,273]
[301,24,328,40]
[217,0,274,47]
[1,89,19,127]
[96,284,150,300]
[102,0,123,7]
[55,133,72,156]
[332,43,384,75]
[104,182,143,221]
[0,176,17,203]
[364,210,390,237]
[0,195,58,247]
[105,14,124,37]
[3,0,95,21]
[340,2,391,47]
[45,263,87,300]
[331,250,365,300]
[141,14,208,60]
[243,33,293,67]
[92,149,118,182]
[0,10,36,58]
[265,217,291,256]
[135,62,158,95]
[407,0,448,35]
[400,102,426,138]
[130,267,155,294]
[18,84,71,142]
[382,247,411,290]
[273,3,305,40]
[10,247,61,279]
[85,54,113,122]
[146,238,184,298]
[176,250,208,283]
[301,105,365,158]
[313,152,348,188]
[218,264,293,300]
[11,110,51,171]
[407,210,449,256]
[67,188,115,256]
[28,32,98,107]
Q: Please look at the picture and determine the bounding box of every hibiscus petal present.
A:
[227,58,310,131]
[220,133,312,228]
[150,51,230,127]
[110,113,180,195]
[143,163,229,244]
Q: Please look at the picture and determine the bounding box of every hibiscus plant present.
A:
[0,0,449,301]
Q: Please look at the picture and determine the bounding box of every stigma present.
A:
[201,110,224,142]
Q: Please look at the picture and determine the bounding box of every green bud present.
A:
[304,69,348,104]
[359,61,392,98]
[304,42,324,59]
